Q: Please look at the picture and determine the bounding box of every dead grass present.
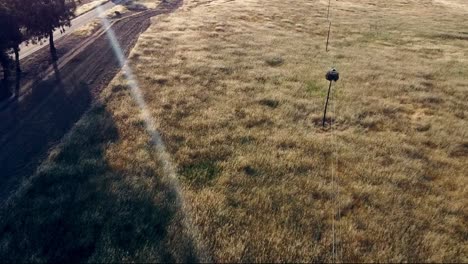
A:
[105,5,130,19]
[73,0,163,38]
[1,0,467,262]
[73,20,101,36]
[104,0,165,17]
[75,0,109,16]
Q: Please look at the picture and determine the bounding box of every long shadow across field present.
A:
[0,104,200,262]
[0,0,184,204]
[0,66,93,203]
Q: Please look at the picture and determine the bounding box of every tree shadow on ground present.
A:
[0,102,200,263]
[0,81,12,102]
[0,64,93,203]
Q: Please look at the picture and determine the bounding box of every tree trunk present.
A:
[13,45,21,73]
[49,30,57,61]
[0,60,11,100]
[0,57,9,81]
[0,82,9,100]
[3,68,9,80]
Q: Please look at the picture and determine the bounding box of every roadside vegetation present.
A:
[75,0,109,16]
[0,0,467,262]
[73,0,159,37]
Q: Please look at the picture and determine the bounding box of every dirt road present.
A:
[0,0,183,204]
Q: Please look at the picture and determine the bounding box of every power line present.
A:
[324,67,340,263]
[332,76,343,263]
[322,0,343,262]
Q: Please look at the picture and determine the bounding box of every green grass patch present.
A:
[180,160,220,187]
[306,80,326,97]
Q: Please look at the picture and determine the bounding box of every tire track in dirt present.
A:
[0,0,184,204]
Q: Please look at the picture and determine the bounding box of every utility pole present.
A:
[323,68,340,127]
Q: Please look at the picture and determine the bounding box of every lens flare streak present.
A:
[96,7,210,261]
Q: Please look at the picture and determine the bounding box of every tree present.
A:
[0,1,22,76]
[0,17,11,97]
[0,49,11,81]
[19,0,78,61]
[0,49,12,99]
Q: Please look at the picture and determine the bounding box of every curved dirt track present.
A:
[0,0,184,204]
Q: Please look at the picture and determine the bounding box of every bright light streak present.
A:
[96,8,168,173]
[96,7,210,261]
[96,10,169,199]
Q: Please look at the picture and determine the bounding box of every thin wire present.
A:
[326,0,341,262]
[330,79,339,263]
[332,75,342,263]
[331,116,336,263]
[331,59,341,264]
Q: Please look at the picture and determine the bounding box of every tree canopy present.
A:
[19,0,77,40]
[0,1,23,74]
[0,2,18,81]
[0,0,78,81]
[16,0,78,60]
[1,0,79,99]
[0,2,22,50]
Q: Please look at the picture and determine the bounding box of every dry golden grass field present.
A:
[1,0,467,262]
